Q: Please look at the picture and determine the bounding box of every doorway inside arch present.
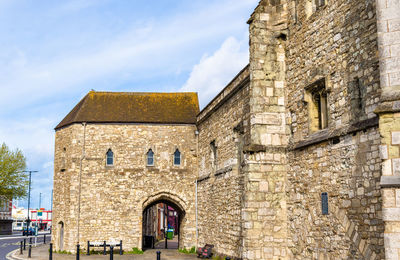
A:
[142,201,182,250]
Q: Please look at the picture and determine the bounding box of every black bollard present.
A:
[28,244,32,258]
[20,241,23,255]
[87,241,90,255]
[76,244,80,260]
[119,240,123,255]
[156,250,161,260]
[44,234,46,244]
[49,243,53,260]
[29,237,32,245]
[103,241,107,255]
[110,246,114,260]
[23,238,26,250]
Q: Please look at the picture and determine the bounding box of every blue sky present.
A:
[0,0,258,210]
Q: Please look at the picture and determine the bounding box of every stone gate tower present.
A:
[52,92,199,252]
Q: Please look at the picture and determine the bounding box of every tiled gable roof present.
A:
[55,91,199,129]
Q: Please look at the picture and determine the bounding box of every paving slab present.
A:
[9,244,199,260]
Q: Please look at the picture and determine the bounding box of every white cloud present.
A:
[180,36,249,108]
[0,117,55,165]
[0,0,259,209]
[42,161,54,169]
[0,0,256,113]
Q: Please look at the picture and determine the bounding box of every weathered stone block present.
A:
[383,159,393,175]
[394,158,400,175]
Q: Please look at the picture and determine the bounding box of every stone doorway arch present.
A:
[140,192,187,250]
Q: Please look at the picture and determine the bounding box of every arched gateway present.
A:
[141,192,187,250]
[51,92,199,252]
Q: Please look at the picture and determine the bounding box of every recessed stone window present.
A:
[305,79,328,133]
[210,140,217,171]
[106,149,113,166]
[174,149,181,165]
[315,0,325,9]
[349,77,365,121]
[61,147,66,171]
[147,149,154,166]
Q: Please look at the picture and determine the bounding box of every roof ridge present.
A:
[55,91,199,130]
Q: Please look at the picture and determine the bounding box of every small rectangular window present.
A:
[321,192,328,215]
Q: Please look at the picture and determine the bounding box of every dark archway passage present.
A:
[142,199,184,250]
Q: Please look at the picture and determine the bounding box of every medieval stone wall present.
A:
[288,129,382,259]
[285,0,384,259]
[196,67,250,258]
[52,123,198,252]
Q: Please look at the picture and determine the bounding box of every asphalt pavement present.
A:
[0,233,50,260]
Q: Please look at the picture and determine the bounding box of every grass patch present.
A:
[51,250,72,255]
[178,246,196,254]
[212,256,230,260]
[125,247,144,254]
[86,249,121,255]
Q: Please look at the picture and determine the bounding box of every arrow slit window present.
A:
[321,192,329,215]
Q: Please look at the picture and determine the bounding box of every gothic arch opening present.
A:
[141,193,186,250]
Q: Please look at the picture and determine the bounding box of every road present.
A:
[0,233,50,260]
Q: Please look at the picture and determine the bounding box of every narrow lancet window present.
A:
[174,149,181,165]
[210,140,217,170]
[106,149,113,166]
[321,192,329,215]
[147,149,154,166]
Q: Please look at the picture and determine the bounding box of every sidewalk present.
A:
[8,244,199,260]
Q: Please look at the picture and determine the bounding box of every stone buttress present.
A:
[375,0,400,259]
[243,1,290,259]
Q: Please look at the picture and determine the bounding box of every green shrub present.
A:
[178,246,196,254]
[189,246,196,254]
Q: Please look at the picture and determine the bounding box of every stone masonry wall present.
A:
[197,67,250,258]
[52,123,197,252]
[288,129,382,259]
[285,0,384,258]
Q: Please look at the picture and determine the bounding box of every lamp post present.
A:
[24,170,38,235]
